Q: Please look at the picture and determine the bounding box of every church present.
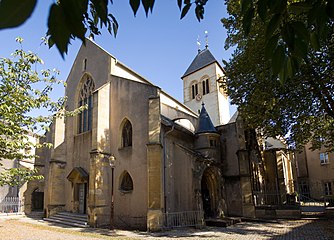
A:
[38,39,296,230]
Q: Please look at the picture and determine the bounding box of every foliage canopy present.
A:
[223,0,334,150]
[0,38,81,186]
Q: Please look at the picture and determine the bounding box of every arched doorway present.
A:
[31,188,44,211]
[67,167,89,214]
[201,167,218,218]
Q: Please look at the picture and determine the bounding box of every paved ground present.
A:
[0,215,333,240]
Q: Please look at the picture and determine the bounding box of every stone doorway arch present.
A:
[201,167,219,218]
[67,167,89,214]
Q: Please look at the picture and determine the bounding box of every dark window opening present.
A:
[122,120,132,147]
[210,139,217,147]
[202,79,210,95]
[120,172,133,192]
[191,83,198,99]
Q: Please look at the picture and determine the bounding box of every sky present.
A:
[0,0,236,114]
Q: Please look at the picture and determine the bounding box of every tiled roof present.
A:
[182,48,217,78]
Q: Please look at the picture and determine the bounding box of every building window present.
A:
[191,83,198,99]
[202,79,209,95]
[78,75,95,133]
[209,139,217,147]
[324,182,332,195]
[122,119,132,147]
[120,171,133,192]
[320,152,329,165]
[83,58,87,71]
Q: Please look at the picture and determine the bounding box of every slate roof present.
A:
[182,48,218,78]
[195,103,217,134]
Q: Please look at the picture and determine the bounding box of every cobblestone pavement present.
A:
[0,215,333,240]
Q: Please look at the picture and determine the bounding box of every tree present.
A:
[222,0,334,150]
[236,0,334,80]
[0,38,80,186]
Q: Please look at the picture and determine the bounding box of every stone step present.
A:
[56,212,88,221]
[43,212,88,228]
[44,217,89,228]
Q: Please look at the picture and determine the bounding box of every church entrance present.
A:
[76,183,87,214]
[201,167,218,218]
[31,188,44,211]
[67,167,89,214]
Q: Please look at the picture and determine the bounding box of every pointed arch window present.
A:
[122,119,132,147]
[120,171,133,192]
[78,75,95,133]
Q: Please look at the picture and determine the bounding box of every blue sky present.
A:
[0,0,235,113]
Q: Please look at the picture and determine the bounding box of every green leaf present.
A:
[241,0,252,14]
[281,22,294,49]
[242,7,254,35]
[181,3,191,19]
[265,33,279,59]
[59,0,87,42]
[195,5,205,21]
[130,0,140,16]
[91,0,108,24]
[310,31,320,50]
[177,0,182,10]
[291,21,309,43]
[265,13,281,39]
[47,4,72,57]
[0,0,37,29]
[288,1,313,15]
[257,0,268,22]
[326,0,334,18]
[141,0,155,16]
[293,36,308,58]
[109,13,118,37]
[272,44,285,76]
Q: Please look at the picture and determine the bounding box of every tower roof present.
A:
[182,48,217,78]
[196,103,217,134]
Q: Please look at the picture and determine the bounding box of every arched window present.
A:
[121,119,132,147]
[191,82,198,99]
[202,79,209,95]
[120,171,133,192]
[78,75,95,133]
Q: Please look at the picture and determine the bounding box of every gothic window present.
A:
[78,75,95,133]
[122,119,132,147]
[191,83,198,99]
[120,171,133,192]
[202,79,209,95]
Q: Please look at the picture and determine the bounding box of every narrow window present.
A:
[191,83,198,99]
[320,152,329,165]
[78,75,95,133]
[202,79,210,95]
[205,79,209,94]
[122,120,132,147]
[324,182,332,195]
[83,58,87,71]
[120,171,133,192]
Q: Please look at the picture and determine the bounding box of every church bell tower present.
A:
[181,44,230,126]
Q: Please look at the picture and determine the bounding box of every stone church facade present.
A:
[38,40,295,230]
